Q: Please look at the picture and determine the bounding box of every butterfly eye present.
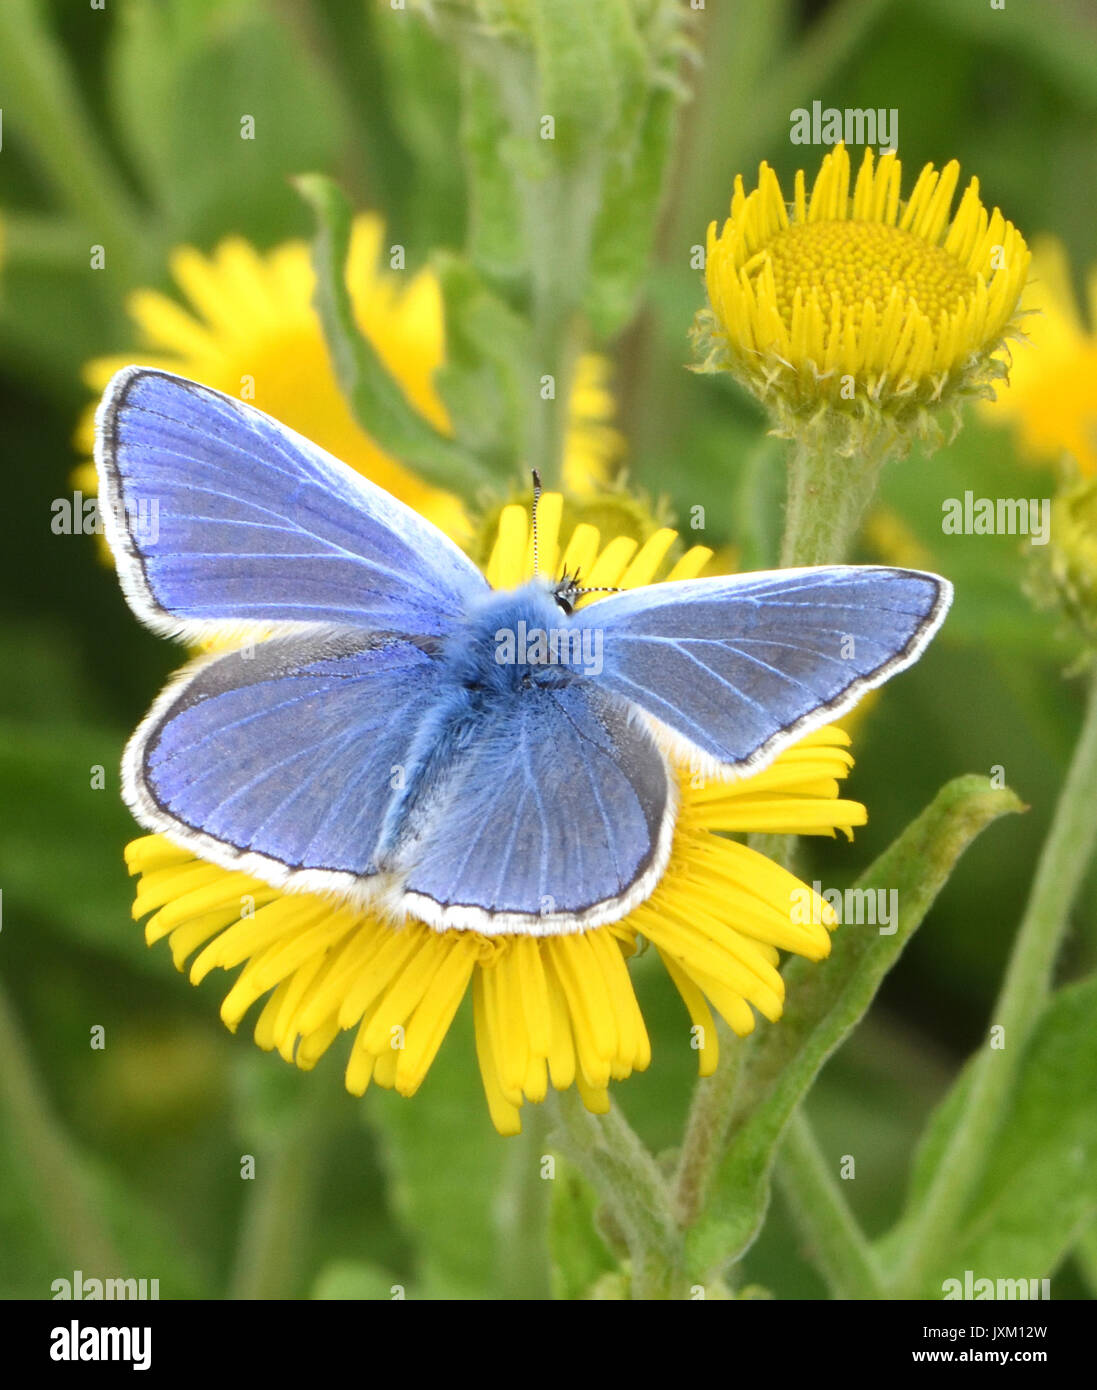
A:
[553,591,575,616]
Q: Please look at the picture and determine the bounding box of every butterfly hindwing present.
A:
[395,683,674,933]
[573,566,951,773]
[96,366,487,641]
[125,629,446,899]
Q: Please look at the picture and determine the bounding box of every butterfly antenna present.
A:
[530,468,542,577]
[555,566,621,608]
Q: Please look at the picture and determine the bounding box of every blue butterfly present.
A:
[96,367,951,936]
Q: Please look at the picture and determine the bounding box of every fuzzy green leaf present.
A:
[686,775,1024,1278]
[585,85,677,339]
[368,998,510,1299]
[432,251,534,477]
[459,62,528,284]
[295,174,489,498]
[882,976,1097,1294]
[548,1156,618,1300]
[310,1259,406,1301]
[528,0,636,163]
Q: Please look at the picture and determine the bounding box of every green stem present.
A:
[549,1090,683,1298]
[892,668,1097,1294]
[673,1019,743,1226]
[777,1108,885,1299]
[671,419,885,1268]
[530,264,585,491]
[0,976,121,1274]
[228,1088,327,1300]
[524,158,599,489]
[0,0,147,281]
[496,1104,552,1299]
[779,435,887,568]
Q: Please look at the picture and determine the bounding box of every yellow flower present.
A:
[125,502,865,1135]
[695,144,1030,454]
[981,235,1097,476]
[565,353,625,491]
[73,215,622,537]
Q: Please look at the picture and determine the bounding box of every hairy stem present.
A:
[777,1108,885,1299]
[892,669,1097,1293]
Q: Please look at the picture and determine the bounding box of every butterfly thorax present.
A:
[370,584,594,872]
[443,581,599,697]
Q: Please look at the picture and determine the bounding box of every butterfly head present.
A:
[551,568,583,615]
[450,581,610,694]
[528,472,619,616]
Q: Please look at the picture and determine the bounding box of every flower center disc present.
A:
[764,221,977,329]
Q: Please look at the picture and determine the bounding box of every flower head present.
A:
[1028,470,1097,651]
[695,144,1030,455]
[74,215,622,539]
[125,504,865,1134]
[981,235,1097,476]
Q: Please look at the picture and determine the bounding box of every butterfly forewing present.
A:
[573,567,951,774]
[96,366,487,641]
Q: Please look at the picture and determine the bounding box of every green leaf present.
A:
[585,85,677,339]
[529,0,635,163]
[108,0,342,247]
[528,0,683,336]
[884,976,1097,1295]
[310,1259,404,1301]
[371,10,466,250]
[548,1156,618,1299]
[368,997,509,1299]
[686,775,1024,1278]
[432,251,534,477]
[459,61,528,284]
[295,174,490,499]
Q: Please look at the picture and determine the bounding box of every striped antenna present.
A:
[530,468,542,577]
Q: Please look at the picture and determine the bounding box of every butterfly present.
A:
[96,367,951,937]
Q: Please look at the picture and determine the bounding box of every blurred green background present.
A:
[1,0,1095,1299]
